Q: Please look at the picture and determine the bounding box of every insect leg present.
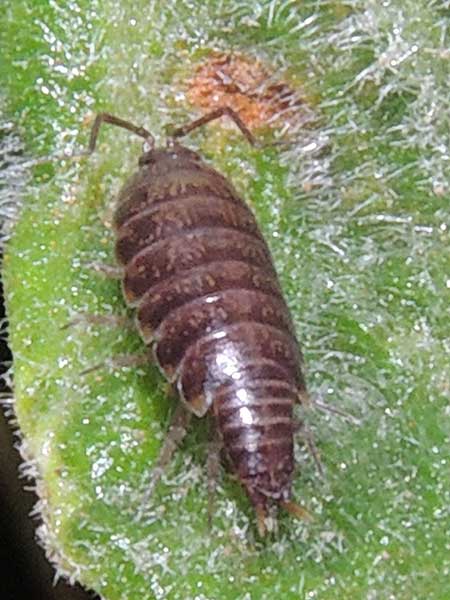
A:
[171,106,257,146]
[61,313,133,331]
[86,112,155,154]
[312,399,360,425]
[206,430,222,528]
[299,389,360,425]
[295,419,324,477]
[26,113,156,167]
[84,261,123,279]
[79,353,149,376]
[255,505,268,537]
[280,500,313,522]
[140,404,192,506]
[296,391,324,477]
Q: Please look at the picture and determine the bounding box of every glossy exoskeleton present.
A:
[87,108,311,534]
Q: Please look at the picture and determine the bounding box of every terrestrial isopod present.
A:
[86,108,314,535]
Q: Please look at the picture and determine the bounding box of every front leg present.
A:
[84,261,123,279]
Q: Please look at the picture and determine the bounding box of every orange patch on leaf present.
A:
[186,52,312,132]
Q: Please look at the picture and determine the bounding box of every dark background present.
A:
[0,268,98,599]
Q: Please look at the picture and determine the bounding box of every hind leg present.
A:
[141,404,192,506]
[296,391,324,477]
[298,389,360,424]
[206,428,222,528]
[294,417,324,477]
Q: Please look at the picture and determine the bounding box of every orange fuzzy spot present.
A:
[186,52,312,132]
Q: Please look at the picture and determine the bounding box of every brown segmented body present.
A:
[112,141,307,521]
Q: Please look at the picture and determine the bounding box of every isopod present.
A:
[86,108,313,535]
